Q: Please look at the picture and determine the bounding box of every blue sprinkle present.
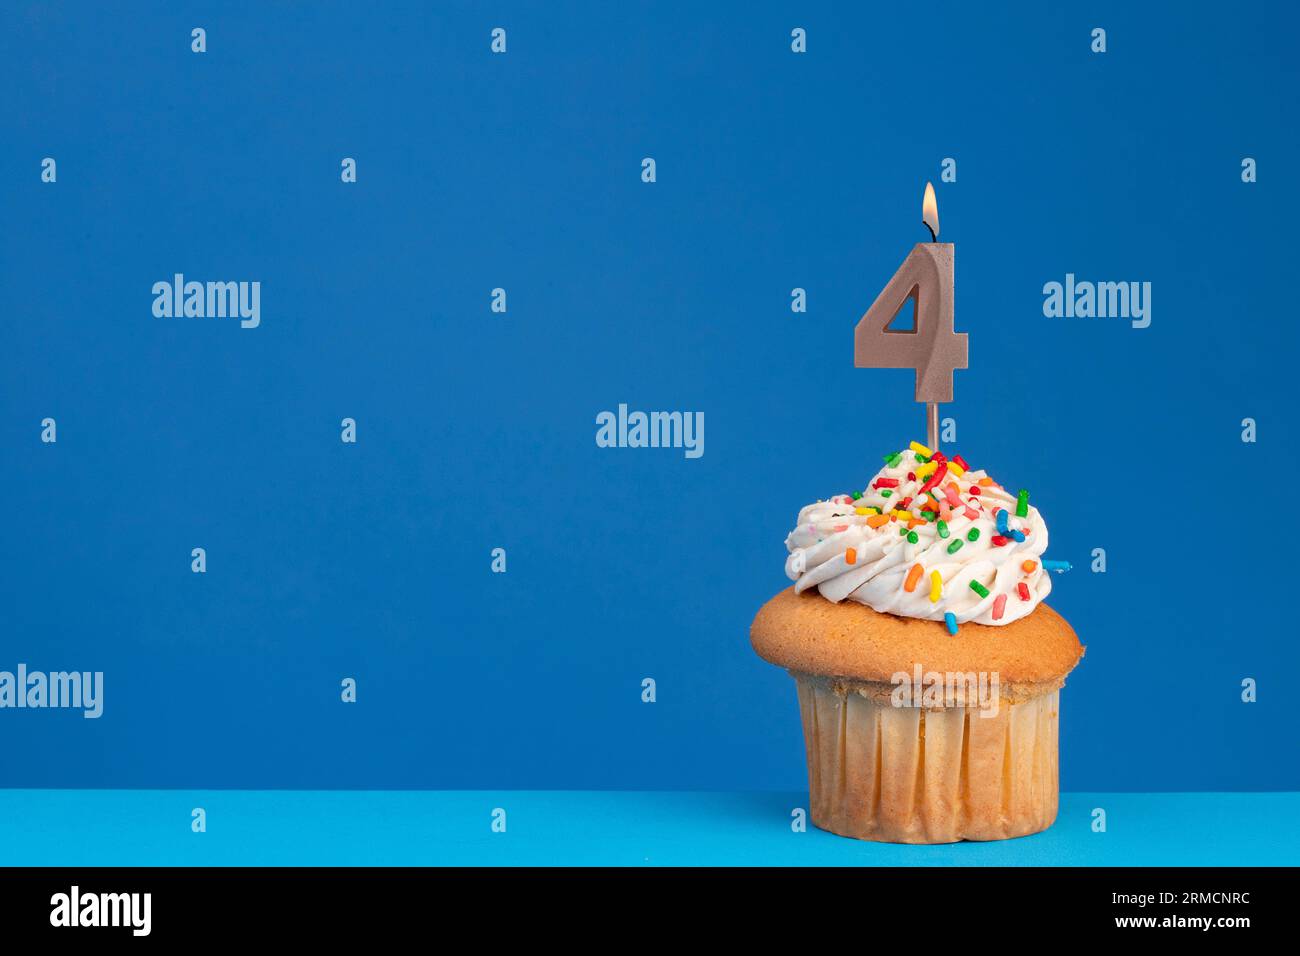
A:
[996,509,1009,534]
[944,612,958,635]
[1042,559,1072,573]
[1009,529,1025,542]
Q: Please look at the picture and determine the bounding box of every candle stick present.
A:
[854,182,967,452]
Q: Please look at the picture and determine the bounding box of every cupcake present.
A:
[751,442,1084,843]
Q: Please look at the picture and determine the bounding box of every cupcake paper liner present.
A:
[795,675,1060,843]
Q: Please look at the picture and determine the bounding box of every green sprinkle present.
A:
[920,510,937,520]
[969,580,990,599]
[1016,489,1029,518]
[947,539,964,554]
[899,526,909,537]
[907,531,919,544]
[851,491,862,500]
[915,454,929,465]
[937,520,950,539]
[967,528,980,542]
[884,453,901,466]
[881,490,893,498]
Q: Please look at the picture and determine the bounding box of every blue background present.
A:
[1,1,1296,793]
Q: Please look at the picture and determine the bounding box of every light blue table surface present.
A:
[0,791,1293,866]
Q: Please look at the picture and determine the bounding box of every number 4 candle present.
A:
[854,182,968,451]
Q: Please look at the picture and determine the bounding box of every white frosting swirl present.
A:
[784,448,1051,626]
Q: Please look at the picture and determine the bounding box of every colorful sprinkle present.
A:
[884,452,901,466]
[880,490,892,498]
[917,458,949,495]
[920,510,937,520]
[963,507,980,520]
[951,455,970,472]
[909,441,933,457]
[969,580,990,599]
[995,509,1009,535]
[937,519,950,539]
[906,531,919,544]
[915,461,939,479]
[968,486,982,496]
[866,514,890,528]
[1021,560,1037,573]
[851,490,862,500]
[930,571,943,603]
[1017,582,1031,601]
[1016,489,1029,518]
[967,528,980,542]
[991,534,1010,546]
[947,461,965,477]
[944,612,958,635]
[947,539,964,554]
[904,564,924,592]
[855,507,871,515]
[992,593,1007,621]
[1009,529,1025,542]
[845,548,857,565]
[874,477,899,488]
[1042,559,1072,573]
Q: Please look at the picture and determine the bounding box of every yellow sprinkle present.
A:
[910,441,933,457]
[855,507,871,515]
[929,571,942,603]
[948,462,965,477]
[892,509,914,520]
[915,461,938,478]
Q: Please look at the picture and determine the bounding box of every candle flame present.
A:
[922,182,939,240]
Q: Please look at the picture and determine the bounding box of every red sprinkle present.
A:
[991,534,1010,546]
[874,477,899,488]
[918,458,949,495]
[968,486,981,496]
[1017,582,1031,601]
[952,455,970,471]
[906,472,916,482]
[992,593,1007,621]
[900,496,913,510]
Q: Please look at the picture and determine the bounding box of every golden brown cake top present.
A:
[751,587,1084,685]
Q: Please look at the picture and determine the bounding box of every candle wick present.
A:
[923,223,937,243]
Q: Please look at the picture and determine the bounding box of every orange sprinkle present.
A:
[978,477,994,486]
[866,514,890,529]
[846,548,857,565]
[904,563,924,592]
[1021,560,1037,573]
